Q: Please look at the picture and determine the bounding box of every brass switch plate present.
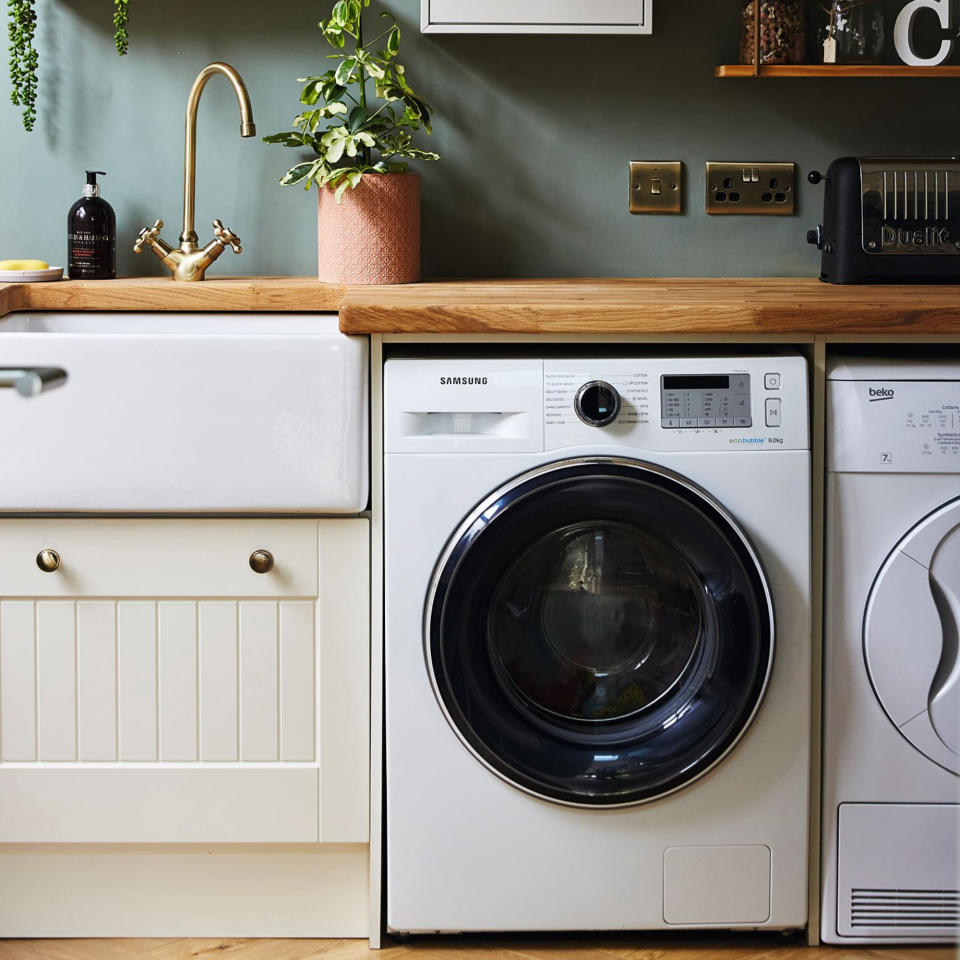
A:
[706,162,796,215]
[629,161,683,215]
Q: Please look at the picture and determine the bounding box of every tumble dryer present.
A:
[822,357,960,944]
[385,354,812,933]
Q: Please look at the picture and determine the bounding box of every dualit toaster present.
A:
[807,156,960,284]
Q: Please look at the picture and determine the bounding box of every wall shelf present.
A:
[716,64,960,78]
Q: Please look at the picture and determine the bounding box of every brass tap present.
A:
[134,62,255,281]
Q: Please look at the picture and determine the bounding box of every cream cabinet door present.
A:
[0,518,369,844]
[422,0,652,33]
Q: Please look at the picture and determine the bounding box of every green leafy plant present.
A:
[8,0,37,131]
[264,0,439,201]
[113,0,130,56]
[8,1,130,132]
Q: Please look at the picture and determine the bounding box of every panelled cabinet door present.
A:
[422,0,652,33]
[0,518,369,845]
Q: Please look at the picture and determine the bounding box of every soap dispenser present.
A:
[68,170,116,279]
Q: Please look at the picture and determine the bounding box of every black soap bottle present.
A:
[68,170,116,279]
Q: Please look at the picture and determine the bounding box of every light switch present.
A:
[629,162,683,215]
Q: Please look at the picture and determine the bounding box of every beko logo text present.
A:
[440,377,488,385]
[868,387,895,402]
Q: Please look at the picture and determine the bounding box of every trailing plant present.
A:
[8,0,130,131]
[8,0,37,131]
[113,0,129,55]
[264,0,439,201]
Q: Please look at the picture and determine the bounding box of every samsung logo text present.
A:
[440,377,488,385]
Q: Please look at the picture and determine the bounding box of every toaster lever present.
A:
[807,226,824,249]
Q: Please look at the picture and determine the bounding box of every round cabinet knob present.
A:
[574,381,621,428]
[249,549,275,574]
[36,549,61,573]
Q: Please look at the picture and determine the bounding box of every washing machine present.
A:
[385,353,812,934]
[822,357,960,945]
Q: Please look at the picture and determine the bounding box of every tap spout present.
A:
[181,62,256,245]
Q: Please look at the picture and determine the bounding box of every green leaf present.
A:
[387,25,400,55]
[334,57,356,85]
[280,162,316,186]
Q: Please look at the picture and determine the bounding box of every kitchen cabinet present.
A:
[0,517,369,845]
[421,0,652,33]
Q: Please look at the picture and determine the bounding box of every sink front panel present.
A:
[0,312,368,513]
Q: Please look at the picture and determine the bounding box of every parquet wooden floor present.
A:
[0,935,955,960]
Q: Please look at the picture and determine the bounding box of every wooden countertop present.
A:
[0,276,345,315]
[339,277,960,334]
[2,276,960,335]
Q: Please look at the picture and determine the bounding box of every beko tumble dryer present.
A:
[822,357,960,945]
[384,354,811,934]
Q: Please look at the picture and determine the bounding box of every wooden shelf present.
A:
[716,63,960,77]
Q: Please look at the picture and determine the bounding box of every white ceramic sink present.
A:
[0,312,368,513]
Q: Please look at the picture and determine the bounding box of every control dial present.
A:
[574,381,621,427]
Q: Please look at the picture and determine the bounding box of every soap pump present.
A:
[68,170,116,280]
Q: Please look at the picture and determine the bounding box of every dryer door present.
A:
[864,498,960,775]
[426,457,774,808]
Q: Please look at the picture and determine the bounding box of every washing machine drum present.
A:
[864,497,960,775]
[426,457,774,807]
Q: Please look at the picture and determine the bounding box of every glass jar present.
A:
[741,0,807,65]
[819,0,886,63]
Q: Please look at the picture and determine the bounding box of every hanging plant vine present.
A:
[8,0,38,131]
[113,0,129,55]
[8,0,130,131]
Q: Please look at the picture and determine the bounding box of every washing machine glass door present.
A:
[864,497,960,775]
[426,457,774,807]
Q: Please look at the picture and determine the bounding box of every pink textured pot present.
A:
[317,172,421,284]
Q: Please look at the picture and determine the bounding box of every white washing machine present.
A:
[822,357,960,945]
[385,354,811,934]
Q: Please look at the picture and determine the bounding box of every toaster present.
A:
[807,156,960,284]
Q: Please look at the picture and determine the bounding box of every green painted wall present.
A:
[0,0,952,279]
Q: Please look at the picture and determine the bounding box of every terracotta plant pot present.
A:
[316,172,421,284]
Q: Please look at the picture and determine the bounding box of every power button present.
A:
[765,398,782,428]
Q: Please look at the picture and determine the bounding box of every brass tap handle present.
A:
[249,549,274,574]
[36,549,61,573]
[134,219,164,254]
[213,220,242,254]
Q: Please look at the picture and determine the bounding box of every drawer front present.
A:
[0,518,369,844]
[0,519,318,597]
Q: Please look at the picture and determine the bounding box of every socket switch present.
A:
[629,161,683,215]
[706,162,796,215]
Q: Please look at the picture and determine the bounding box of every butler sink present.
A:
[0,313,368,512]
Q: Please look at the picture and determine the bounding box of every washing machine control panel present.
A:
[384,357,809,454]
[660,374,752,429]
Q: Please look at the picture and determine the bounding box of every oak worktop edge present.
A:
[1,277,959,334]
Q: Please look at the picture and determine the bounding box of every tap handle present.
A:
[134,219,164,254]
[213,219,242,254]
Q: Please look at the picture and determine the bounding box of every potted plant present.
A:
[264,0,439,284]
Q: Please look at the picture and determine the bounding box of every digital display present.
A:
[662,375,731,391]
[660,373,751,429]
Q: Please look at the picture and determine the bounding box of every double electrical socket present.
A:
[705,162,796,216]
[629,161,796,216]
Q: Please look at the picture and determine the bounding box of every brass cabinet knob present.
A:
[249,549,274,574]
[36,549,61,573]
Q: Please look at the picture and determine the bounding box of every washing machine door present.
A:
[864,498,960,775]
[426,457,774,807]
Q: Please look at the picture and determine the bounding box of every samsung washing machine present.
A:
[384,354,812,934]
[822,358,960,945]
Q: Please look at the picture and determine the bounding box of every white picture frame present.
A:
[421,0,653,35]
